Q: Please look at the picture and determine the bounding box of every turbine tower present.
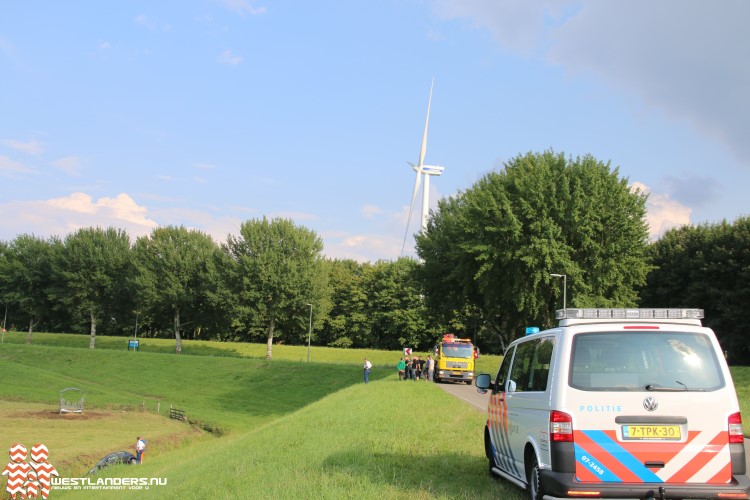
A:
[401,80,444,256]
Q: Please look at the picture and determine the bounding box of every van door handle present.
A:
[645,461,664,469]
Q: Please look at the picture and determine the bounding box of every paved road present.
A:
[435,381,750,478]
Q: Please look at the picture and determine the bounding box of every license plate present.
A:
[622,425,681,440]
[452,372,462,376]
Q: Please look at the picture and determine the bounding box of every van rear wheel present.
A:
[528,456,544,500]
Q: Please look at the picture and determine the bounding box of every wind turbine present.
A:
[401,80,444,256]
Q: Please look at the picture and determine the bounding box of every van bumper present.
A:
[539,470,750,499]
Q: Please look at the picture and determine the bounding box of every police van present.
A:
[475,308,749,500]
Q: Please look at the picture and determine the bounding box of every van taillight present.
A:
[728,412,744,444]
[550,410,573,442]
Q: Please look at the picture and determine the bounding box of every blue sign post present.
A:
[128,339,139,351]
[525,327,540,336]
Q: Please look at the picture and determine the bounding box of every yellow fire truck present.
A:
[433,334,476,384]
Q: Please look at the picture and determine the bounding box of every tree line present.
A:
[1,151,747,363]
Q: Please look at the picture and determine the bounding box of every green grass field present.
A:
[0,329,504,369]
[0,332,747,499]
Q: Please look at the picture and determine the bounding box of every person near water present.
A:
[363,358,373,383]
[135,437,146,464]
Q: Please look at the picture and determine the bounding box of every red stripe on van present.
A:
[574,458,604,483]
[625,431,700,465]
[707,461,732,484]
[667,431,730,483]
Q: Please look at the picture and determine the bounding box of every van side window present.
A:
[529,338,554,391]
[508,337,555,392]
[494,347,514,393]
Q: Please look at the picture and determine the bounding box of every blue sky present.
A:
[1,0,748,262]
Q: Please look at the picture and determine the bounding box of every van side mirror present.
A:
[475,373,492,394]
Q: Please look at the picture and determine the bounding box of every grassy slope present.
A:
[1,333,747,499]
[54,379,522,499]
[0,343,388,434]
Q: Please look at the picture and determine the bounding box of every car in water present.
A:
[87,451,137,474]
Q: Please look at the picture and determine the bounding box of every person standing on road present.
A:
[363,358,373,384]
[135,437,146,464]
[426,355,435,382]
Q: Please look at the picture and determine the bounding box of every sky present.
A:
[1,0,748,262]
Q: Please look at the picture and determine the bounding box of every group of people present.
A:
[397,355,435,381]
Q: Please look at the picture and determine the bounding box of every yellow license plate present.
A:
[622,425,681,440]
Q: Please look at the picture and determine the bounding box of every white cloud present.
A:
[548,1,749,164]
[98,41,111,51]
[51,156,82,176]
[148,205,243,243]
[193,162,217,170]
[2,139,45,156]
[218,49,242,65]
[321,231,403,262]
[272,211,319,222]
[0,37,14,57]
[432,0,750,166]
[219,0,267,16]
[361,204,383,219]
[432,0,564,55]
[0,155,34,176]
[631,181,692,239]
[135,14,157,30]
[0,192,159,242]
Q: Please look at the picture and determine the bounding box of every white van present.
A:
[475,308,749,500]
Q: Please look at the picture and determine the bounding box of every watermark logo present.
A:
[52,477,167,491]
[3,443,168,495]
[2,443,58,499]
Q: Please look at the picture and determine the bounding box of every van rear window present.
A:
[569,331,724,391]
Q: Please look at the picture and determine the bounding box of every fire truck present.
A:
[433,334,476,384]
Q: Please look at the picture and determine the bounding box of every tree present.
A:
[55,227,133,349]
[640,217,750,364]
[0,240,9,331]
[417,150,651,351]
[132,226,220,353]
[366,258,432,350]
[223,217,329,359]
[319,259,373,348]
[0,235,61,342]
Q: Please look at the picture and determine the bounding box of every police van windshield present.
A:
[442,344,474,358]
[569,331,724,392]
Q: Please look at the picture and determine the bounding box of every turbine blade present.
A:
[401,170,423,256]
[417,79,434,167]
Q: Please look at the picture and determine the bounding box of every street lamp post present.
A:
[550,273,567,310]
[2,304,6,343]
[306,303,313,363]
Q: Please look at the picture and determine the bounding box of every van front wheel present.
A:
[528,456,544,500]
[484,427,498,474]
